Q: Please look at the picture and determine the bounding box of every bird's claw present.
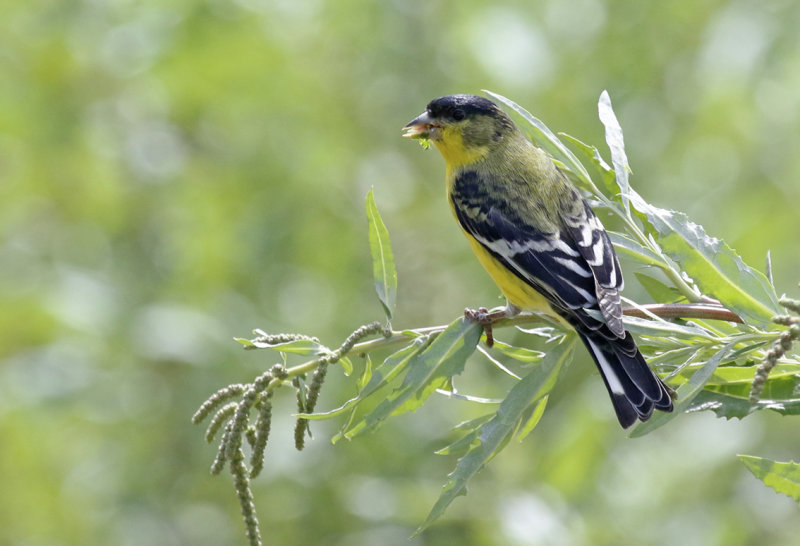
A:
[464,306,496,347]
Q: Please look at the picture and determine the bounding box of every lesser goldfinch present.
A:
[402,94,673,428]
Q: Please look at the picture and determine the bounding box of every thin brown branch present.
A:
[622,303,743,323]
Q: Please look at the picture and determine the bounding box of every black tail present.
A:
[577,330,673,428]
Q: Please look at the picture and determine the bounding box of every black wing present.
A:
[560,199,625,337]
[451,170,624,337]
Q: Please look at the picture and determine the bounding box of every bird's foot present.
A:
[464,306,509,348]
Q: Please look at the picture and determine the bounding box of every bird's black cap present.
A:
[425,94,502,121]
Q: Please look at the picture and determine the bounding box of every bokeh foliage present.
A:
[2,0,800,545]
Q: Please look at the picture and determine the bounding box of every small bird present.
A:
[402,94,674,428]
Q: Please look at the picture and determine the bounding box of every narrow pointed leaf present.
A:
[598,91,630,211]
[415,336,574,535]
[249,338,329,355]
[739,455,800,504]
[339,356,354,376]
[435,416,492,457]
[366,188,397,320]
[621,315,715,340]
[686,390,755,419]
[434,389,503,404]
[344,318,481,439]
[630,341,735,437]
[477,345,522,380]
[765,250,774,287]
[515,395,549,442]
[560,133,618,196]
[235,337,256,348]
[357,354,372,390]
[689,390,800,418]
[323,340,427,430]
[607,233,663,267]
[354,337,430,405]
[671,361,800,386]
[490,339,545,363]
[634,272,684,303]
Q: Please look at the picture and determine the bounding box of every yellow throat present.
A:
[433,125,489,171]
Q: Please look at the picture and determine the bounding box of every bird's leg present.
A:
[464,302,520,348]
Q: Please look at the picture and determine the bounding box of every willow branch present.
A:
[621,303,743,323]
[287,302,745,375]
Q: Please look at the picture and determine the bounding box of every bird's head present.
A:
[403,94,517,167]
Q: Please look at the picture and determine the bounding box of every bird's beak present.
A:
[402,111,434,139]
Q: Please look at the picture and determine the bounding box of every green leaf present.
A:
[339,356,354,376]
[607,233,664,268]
[435,415,495,457]
[490,339,545,363]
[645,345,703,367]
[249,338,329,355]
[621,315,715,340]
[634,272,684,303]
[344,318,482,439]
[357,354,372,390]
[453,414,497,431]
[597,90,630,211]
[686,390,755,419]
[324,339,428,431]
[515,395,549,442]
[765,250,774,287]
[353,336,430,404]
[739,455,800,504]
[629,192,781,326]
[477,345,521,380]
[435,389,503,404]
[671,361,800,387]
[708,372,800,403]
[366,188,397,321]
[725,340,772,361]
[415,336,574,535]
[515,325,564,341]
[688,390,800,418]
[630,341,735,437]
[560,133,618,197]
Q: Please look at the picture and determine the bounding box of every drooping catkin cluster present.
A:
[249,390,274,478]
[192,322,388,546]
[749,296,800,403]
[191,365,281,546]
[193,366,283,475]
[230,446,261,546]
[194,322,386,469]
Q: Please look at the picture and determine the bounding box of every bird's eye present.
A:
[452,108,465,121]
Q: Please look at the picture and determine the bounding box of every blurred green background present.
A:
[2,0,800,544]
